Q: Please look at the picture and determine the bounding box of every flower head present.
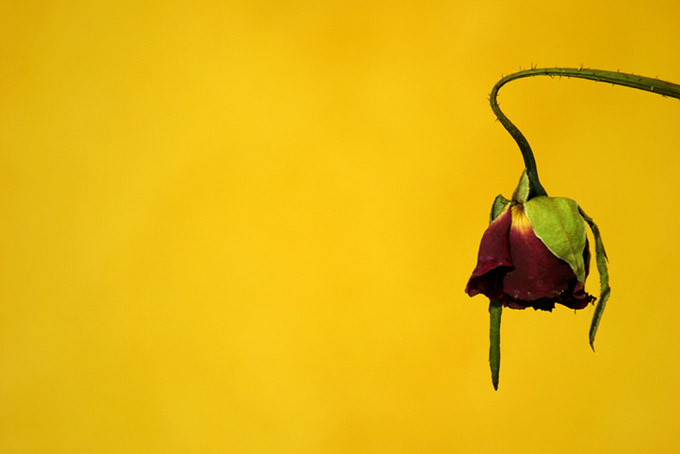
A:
[466,172,595,311]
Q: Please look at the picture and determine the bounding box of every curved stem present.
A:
[490,67,680,198]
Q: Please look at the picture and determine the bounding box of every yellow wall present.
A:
[2,1,680,452]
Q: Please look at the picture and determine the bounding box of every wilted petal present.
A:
[466,207,513,300]
[502,206,574,301]
[560,239,595,309]
[466,203,595,311]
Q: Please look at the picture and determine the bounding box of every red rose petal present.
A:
[465,207,513,300]
[502,206,574,301]
[466,204,595,311]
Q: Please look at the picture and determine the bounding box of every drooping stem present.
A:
[490,67,680,198]
[579,207,611,351]
[489,300,502,390]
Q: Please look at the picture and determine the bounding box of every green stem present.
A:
[490,67,680,198]
[579,207,611,351]
[489,300,502,390]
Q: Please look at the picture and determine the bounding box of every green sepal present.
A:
[512,170,531,203]
[524,197,587,284]
[579,207,610,351]
[489,300,502,391]
[489,194,511,223]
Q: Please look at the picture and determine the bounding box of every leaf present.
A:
[489,194,511,223]
[579,207,611,351]
[524,197,587,284]
[489,300,502,390]
[512,170,530,203]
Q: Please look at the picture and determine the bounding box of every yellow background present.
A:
[2,1,680,452]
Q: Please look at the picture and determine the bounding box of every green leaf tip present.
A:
[579,207,610,351]
[512,170,531,203]
[490,194,511,223]
[489,300,502,390]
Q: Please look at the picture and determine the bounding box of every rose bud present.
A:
[466,171,595,311]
